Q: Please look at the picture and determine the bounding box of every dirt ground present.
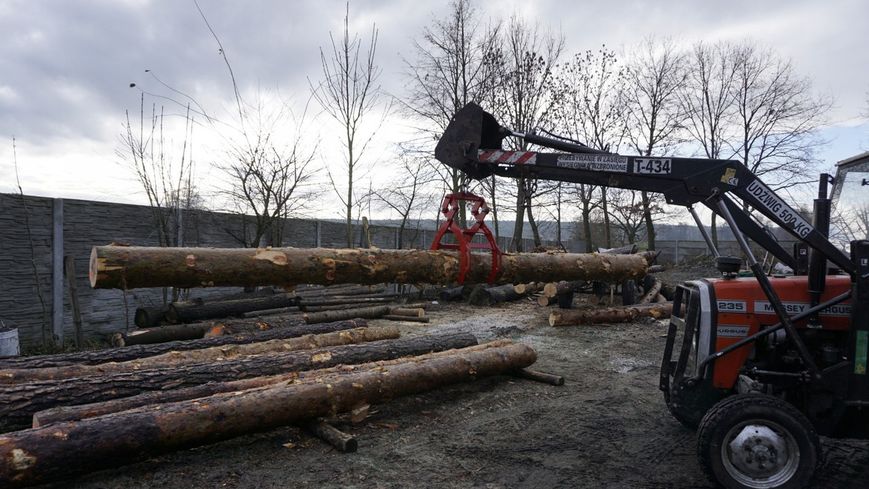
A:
[50,298,869,489]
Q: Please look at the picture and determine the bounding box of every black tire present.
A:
[697,394,820,489]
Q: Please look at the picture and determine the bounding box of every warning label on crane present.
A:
[744,179,813,238]
[556,154,628,172]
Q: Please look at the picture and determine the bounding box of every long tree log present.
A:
[304,305,393,323]
[166,294,298,323]
[304,420,357,452]
[549,302,674,327]
[110,323,210,346]
[0,342,534,488]
[0,319,365,370]
[89,246,653,289]
[32,340,514,427]
[381,315,430,323]
[0,332,478,429]
[0,326,399,384]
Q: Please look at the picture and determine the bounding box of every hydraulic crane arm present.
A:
[435,102,854,276]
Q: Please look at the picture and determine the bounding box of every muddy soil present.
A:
[49,299,869,489]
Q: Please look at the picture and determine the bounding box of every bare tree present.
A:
[729,42,830,192]
[623,38,687,250]
[679,41,740,247]
[373,149,437,248]
[222,103,317,248]
[402,0,501,228]
[119,96,196,248]
[551,46,628,249]
[312,3,389,248]
[491,16,564,251]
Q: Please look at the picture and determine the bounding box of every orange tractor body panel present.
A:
[708,275,852,389]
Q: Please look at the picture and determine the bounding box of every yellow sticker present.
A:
[721,168,738,186]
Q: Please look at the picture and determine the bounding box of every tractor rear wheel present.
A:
[697,394,820,489]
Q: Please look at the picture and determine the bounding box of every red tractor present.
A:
[436,102,869,489]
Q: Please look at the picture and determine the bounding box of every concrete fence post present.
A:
[51,198,64,344]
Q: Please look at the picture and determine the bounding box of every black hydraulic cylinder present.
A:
[808,174,832,325]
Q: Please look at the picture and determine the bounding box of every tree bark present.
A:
[90,246,654,289]
[0,327,399,384]
[0,319,364,369]
[388,308,425,318]
[166,294,298,323]
[0,342,534,488]
[548,303,673,326]
[0,332,478,430]
[32,340,514,427]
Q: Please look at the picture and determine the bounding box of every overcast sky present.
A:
[1,0,867,218]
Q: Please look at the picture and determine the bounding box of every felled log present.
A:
[647,264,665,274]
[166,294,298,323]
[0,326,399,384]
[0,332,478,428]
[240,306,299,318]
[32,340,512,427]
[549,302,674,327]
[598,244,638,255]
[0,342,535,488]
[438,285,467,301]
[381,315,430,323]
[513,282,541,295]
[389,308,425,318]
[0,319,360,369]
[89,246,654,289]
[134,306,168,328]
[304,305,401,324]
[512,368,565,386]
[468,283,523,306]
[110,323,210,347]
[298,296,398,310]
[638,278,662,304]
[295,285,386,297]
[304,420,357,452]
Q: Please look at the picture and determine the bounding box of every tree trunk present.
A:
[0,342,534,488]
[166,294,298,323]
[0,319,365,369]
[0,327,399,384]
[33,340,514,427]
[601,188,612,248]
[388,307,425,318]
[548,303,673,326]
[512,282,541,295]
[641,191,656,251]
[0,332,478,430]
[526,194,542,248]
[297,296,398,310]
[90,246,654,289]
[511,176,526,252]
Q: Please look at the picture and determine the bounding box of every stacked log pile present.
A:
[0,310,541,488]
[0,339,537,488]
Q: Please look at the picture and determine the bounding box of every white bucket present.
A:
[0,328,20,357]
